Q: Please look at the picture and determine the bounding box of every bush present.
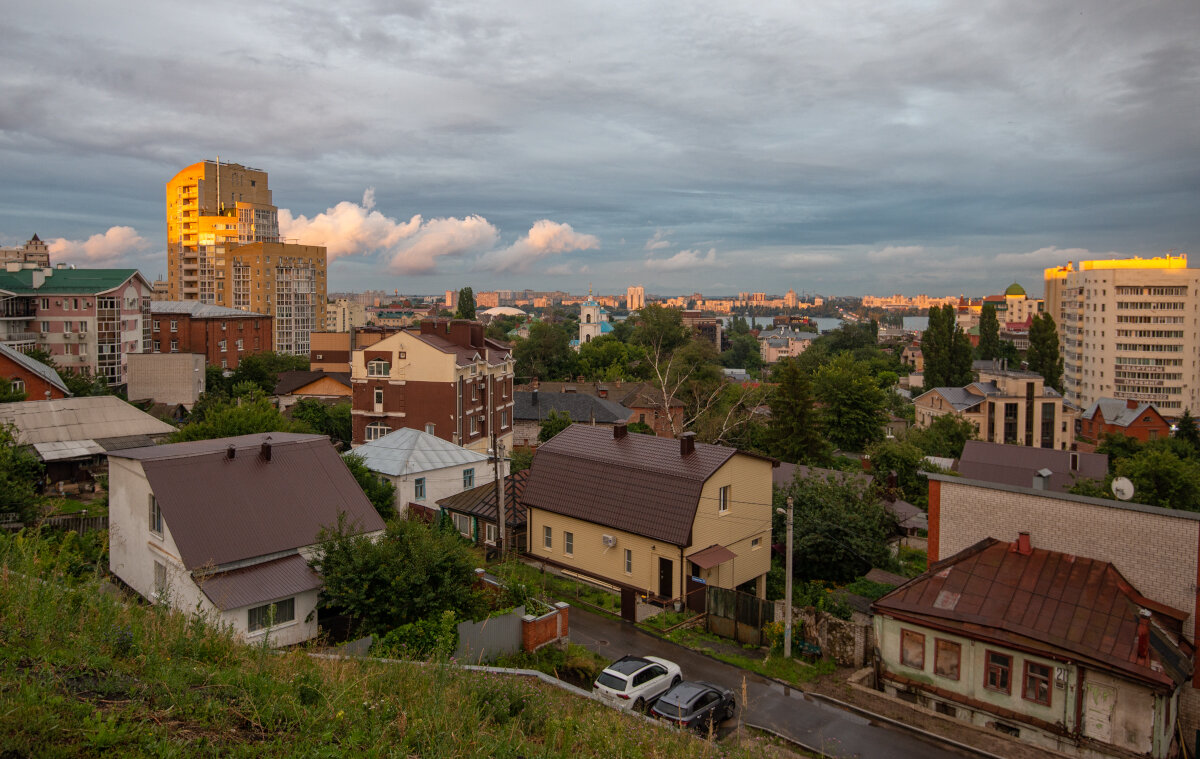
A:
[375,610,459,660]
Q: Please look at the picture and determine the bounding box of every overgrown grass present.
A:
[837,577,895,601]
[0,531,789,758]
[661,625,836,686]
[495,643,610,690]
[897,545,928,578]
[491,560,621,616]
[639,609,693,632]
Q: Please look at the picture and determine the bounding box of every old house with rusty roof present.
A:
[522,422,776,616]
[107,433,385,646]
[350,318,514,453]
[437,469,530,553]
[874,534,1191,759]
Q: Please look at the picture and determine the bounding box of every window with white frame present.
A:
[718,485,730,513]
[153,340,161,352]
[414,477,425,499]
[148,495,163,536]
[374,387,383,405]
[152,319,160,330]
[365,422,390,441]
[218,339,226,352]
[79,321,87,333]
[236,339,243,351]
[367,359,389,377]
[170,320,178,332]
[40,321,49,333]
[170,339,179,352]
[501,411,508,429]
[452,513,472,538]
[564,531,574,556]
[425,423,436,435]
[247,598,295,632]
[485,523,498,545]
[543,525,552,549]
[40,298,48,310]
[11,378,25,394]
[463,468,475,488]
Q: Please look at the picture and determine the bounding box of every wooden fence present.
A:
[1,514,109,534]
[705,585,774,647]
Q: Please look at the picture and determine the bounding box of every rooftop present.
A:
[0,343,69,396]
[513,391,630,424]
[0,396,175,445]
[0,268,143,295]
[436,469,530,527]
[151,301,268,318]
[1082,398,1163,428]
[350,427,489,477]
[956,440,1107,492]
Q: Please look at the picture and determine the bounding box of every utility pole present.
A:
[777,495,794,658]
[492,429,505,559]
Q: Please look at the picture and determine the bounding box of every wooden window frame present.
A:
[900,629,925,670]
[984,650,1012,694]
[934,639,961,681]
[1022,661,1052,706]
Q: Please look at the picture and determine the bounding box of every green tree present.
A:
[229,351,310,395]
[1176,409,1200,453]
[0,422,45,523]
[907,414,977,459]
[454,287,476,320]
[629,304,691,356]
[1098,432,1143,473]
[0,379,27,403]
[766,358,829,464]
[513,322,576,382]
[168,395,311,442]
[1027,313,1064,393]
[921,305,972,391]
[25,348,110,397]
[342,452,397,520]
[866,438,935,508]
[538,410,572,443]
[310,516,486,637]
[508,446,534,473]
[775,470,895,583]
[291,400,352,448]
[814,354,887,452]
[719,331,764,372]
[576,335,645,381]
[626,421,654,435]
[976,302,1001,361]
[1115,448,1200,512]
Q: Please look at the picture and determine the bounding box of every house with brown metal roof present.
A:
[107,432,385,646]
[515,379,685,438]
[522,422,776,618]
[873,535,1191,759]
[437,469,530,553]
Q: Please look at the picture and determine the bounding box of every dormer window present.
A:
[367,358,390,377]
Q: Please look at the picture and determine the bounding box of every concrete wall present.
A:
[127,352,205,406]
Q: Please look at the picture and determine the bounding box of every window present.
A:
[414,477,425,499]
[900,629,925,670]
[153,561,166,598]
[152,320,160,330]
[985,651,1012,693]
[218,339,226,352]
[543,525,552,550]
[40,298,48,309]
[485,523,498,545]
[374,387,383,405]
[40,321,49,333]
[79,321,87,333]
[718,485,730,513]
[472,383,478,401]
[365,422,390,441]
[425,423,436,435]
[564,531,574,556]
[501,411,508,429]
[247,598,295,632]
[463,468,475,488]
[1023,662,1052,706]
[170,320,178,332]
[236,339,243,351]
[469,416,478,435]
[367,358,389,377]
[452,513,472,537]
[153,340,161,352]
[935,639,961,680]
[751,537,761,549]
[148,495,163,536]
[624,548,632,574]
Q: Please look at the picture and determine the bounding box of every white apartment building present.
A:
[1045,255,1199,414]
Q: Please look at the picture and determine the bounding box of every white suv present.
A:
[593,655,682,712]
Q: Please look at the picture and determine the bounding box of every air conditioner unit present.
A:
[601,534,617,548]
[38,332,47,338]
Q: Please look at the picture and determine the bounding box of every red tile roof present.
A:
[112,433,384,569]
[874,538,1191,688]
[522,424,745,546]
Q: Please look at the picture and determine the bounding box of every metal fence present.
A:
[705,585,774,647]
[454,606,525,664]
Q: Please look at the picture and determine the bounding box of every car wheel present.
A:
[633,697,645,713]
[671,675,681,687]
[725,701,736,721]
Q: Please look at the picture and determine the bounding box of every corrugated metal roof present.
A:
[956,440,1108,492]
[1082,398,1159,428]
[111,433,384,569]
[521,425,740,546]
[33,439,104,461]
[436,470,529,526]
[916,387,985,412]
[513,392,630,424]
[151,301,267,318]
[0,343,70,395]
[874,538,1191,689]
[774,462,873,490]
[0,268,143,295]
[687,544,737,569]
[351,427,489,477]
[0,396,176,445]
[198,553,322,611]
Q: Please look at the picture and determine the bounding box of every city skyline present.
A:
[2,2,1196,297]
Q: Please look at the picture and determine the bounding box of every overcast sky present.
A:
[2,1,1197,298]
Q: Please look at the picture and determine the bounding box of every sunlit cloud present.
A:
[477,220,600,274]
[47,226,150,263]
[644,229,672,251]
[645,248,719,271]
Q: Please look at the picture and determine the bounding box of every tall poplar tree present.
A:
[767,358,830,464]
[922,304,972,391]
[1027,313,1064,392]
[455,287,476,320]
[976,302,1001,361]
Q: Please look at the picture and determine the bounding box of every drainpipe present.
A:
[1073,666,1085,738]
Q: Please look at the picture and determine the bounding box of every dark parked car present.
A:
[649,680,735,734]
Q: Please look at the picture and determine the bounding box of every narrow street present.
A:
[570,608,980,758]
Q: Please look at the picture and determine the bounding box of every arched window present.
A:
[585,334,591,342]
[585,314,592,323]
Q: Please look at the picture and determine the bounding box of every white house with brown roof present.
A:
[108,433,385,646]
[522,422,776,616]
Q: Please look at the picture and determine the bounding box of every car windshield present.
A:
[596,672,628,691]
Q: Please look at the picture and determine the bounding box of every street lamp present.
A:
[776,495,794,658]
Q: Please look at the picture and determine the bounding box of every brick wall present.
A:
[521,602,569,652]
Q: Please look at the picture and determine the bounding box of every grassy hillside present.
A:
[0,532,785,758]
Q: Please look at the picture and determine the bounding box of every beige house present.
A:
[913,362,1075,450]
[522,423,776,616]
[875,535,1189,759]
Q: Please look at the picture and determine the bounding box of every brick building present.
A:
[0,342,69,401]
[1078,398,1172,445]
[150,301,270,369]
[349,319,514,453]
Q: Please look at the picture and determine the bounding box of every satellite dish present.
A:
[1112,477,1135,501]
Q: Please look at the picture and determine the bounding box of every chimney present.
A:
[1127,399,1138,409]
[1136,608,1152,666]
[31,269,44,289]
[613,420,627,439]
[680,431,696,456]
[226,445,236,460]
[1032,468,1052,490]
[1013,531,1032,556]
[260,437,272,462]
[4,262,18,273]
[532,388,538,405]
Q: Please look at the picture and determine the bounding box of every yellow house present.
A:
[522,423,776,614]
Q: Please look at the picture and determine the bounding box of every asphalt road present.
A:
[570,608,974,758]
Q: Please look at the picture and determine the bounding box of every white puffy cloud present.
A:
[47,226,149,263]
[278,188,498,274]
[867,245,924,262]
[477,220,600,273]
[644,248,719,271]
[644,229,672,251]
